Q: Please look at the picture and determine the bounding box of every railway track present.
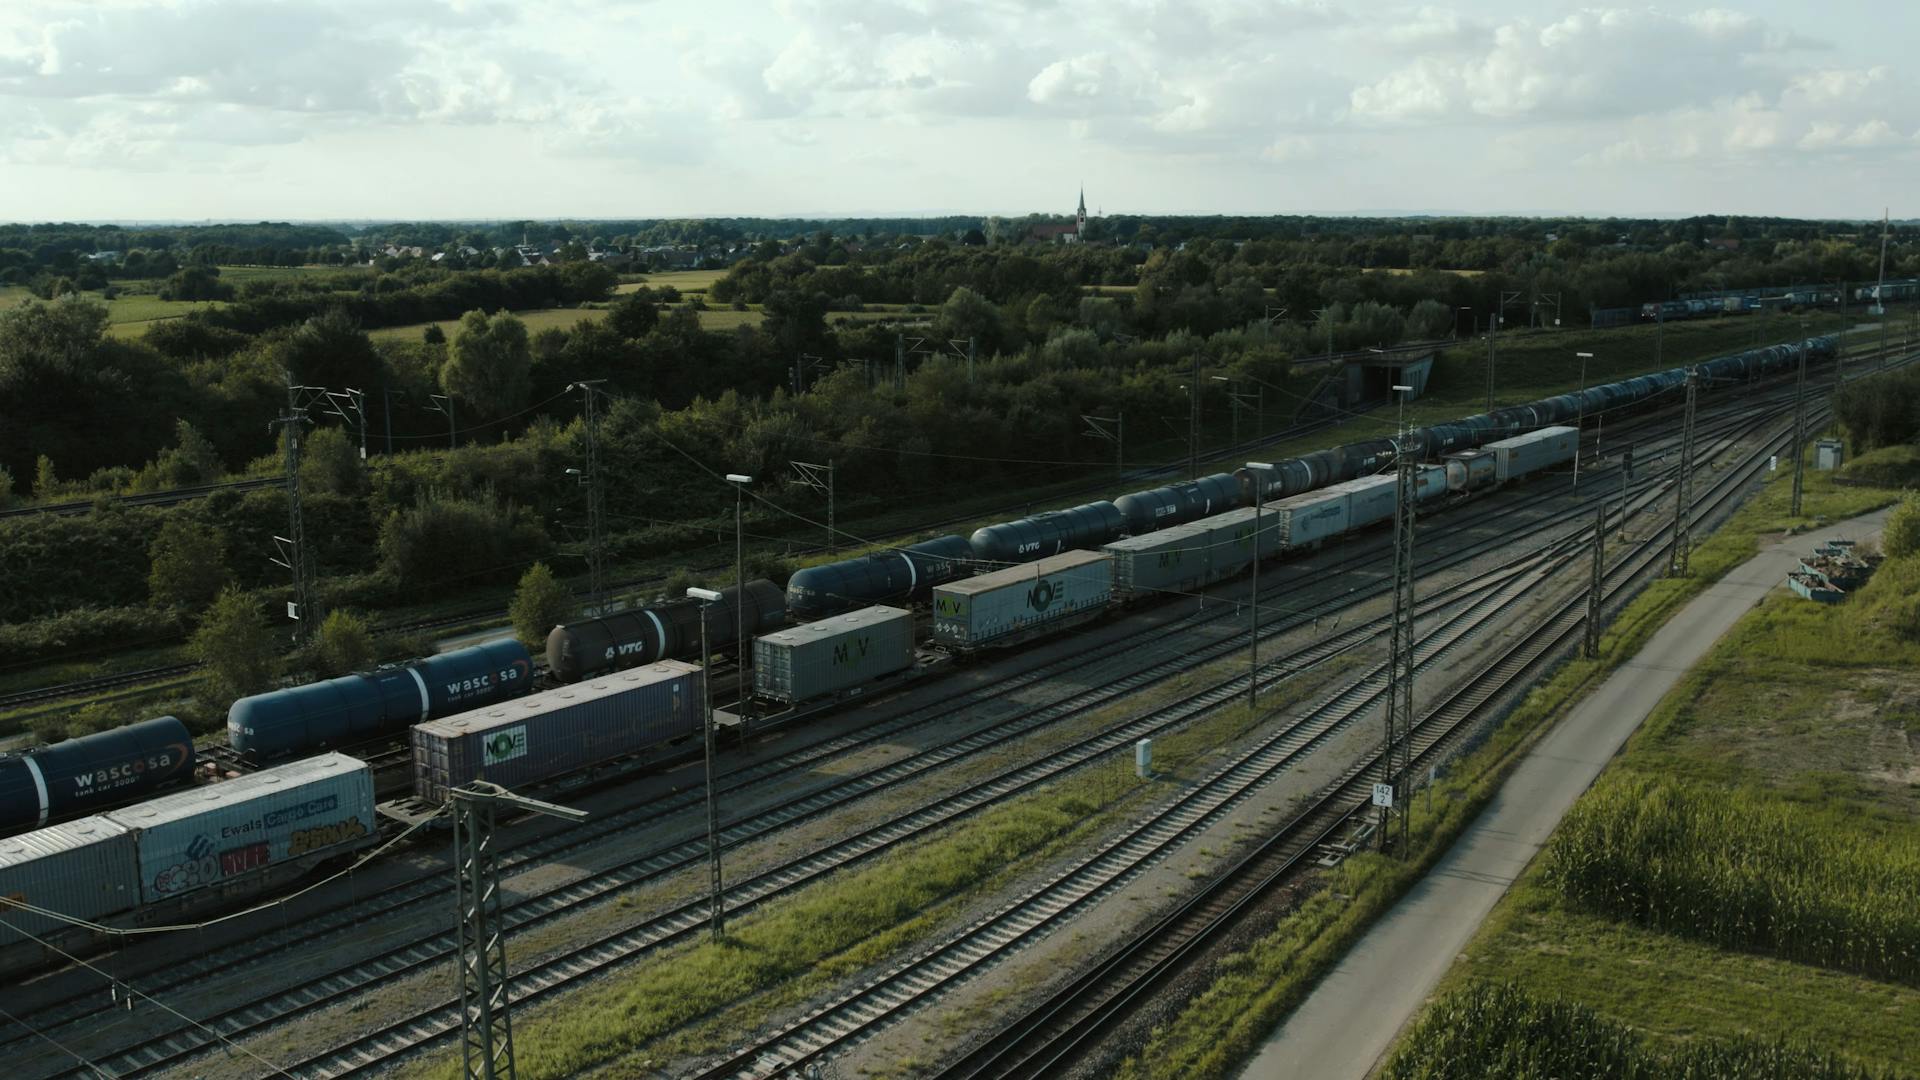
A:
[39,397,1785,1079]
[4,352,1878,1078]
[928,393,1816,1080]
[695,373,1823,1080]
[0,475,284,520]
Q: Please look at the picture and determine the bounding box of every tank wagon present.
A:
[546,579,784,683]
[228,639,533,760]
[786,535,975,620]
[0,717,195,835]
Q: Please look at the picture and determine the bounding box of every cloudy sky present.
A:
[1,0,1911,221]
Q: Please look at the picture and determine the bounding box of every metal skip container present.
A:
[753,606,915,705]
[411,661,702,803]
[1486,426,1578,483]
[0,816,138,950]
[932,550,1113,649]
[105,753,376,905]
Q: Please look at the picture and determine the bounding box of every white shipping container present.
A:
[1486,426,1578,483]
[754,607,915,704]
[1264,487,1350,549]
[933,550,1112,648]
[0,817,138,950]
[106,753,375,905]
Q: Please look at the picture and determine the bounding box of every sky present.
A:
[1,0,1913,222]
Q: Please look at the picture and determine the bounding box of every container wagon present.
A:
[546,579,784,683]
[1486,426,1578,483]
[1264,487,1351,550]
[0,716,195,834]
[1104,522,1215,599]
[411,661,702,803]
[932,550,1114,653]
[1442,449,1497,493]
[228,639,533,760]
[0,754,377,974]
[753,607,916,706]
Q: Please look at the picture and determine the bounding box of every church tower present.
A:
[1076,186,1088,239]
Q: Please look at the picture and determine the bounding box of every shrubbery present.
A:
[0,605,187,665]
[376,492,552,591]
[1383,982,1898,1080]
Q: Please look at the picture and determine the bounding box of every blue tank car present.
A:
[785,535,976,621]
[227,639,533,759]
[0,716,196,834]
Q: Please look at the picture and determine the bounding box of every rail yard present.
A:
[0,325,1907,1080]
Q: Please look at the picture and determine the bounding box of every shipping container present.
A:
[412,661,702,803]
[105,753,376,905]
[1486,426,1578,483]
[932,550,1113,649]
[1336,475,1399,531]
[0,817,138,950]
[1265,487,1351,549]
[753,607,915,705]
[1206,505,1285,562]
[0,716,195,834]
[1104,523,1213,597]
[1442,449,1497,493]
[1191,508,1260,579]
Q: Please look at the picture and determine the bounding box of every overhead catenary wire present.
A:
[0,1001,117,1080]
[0,915,299,1079]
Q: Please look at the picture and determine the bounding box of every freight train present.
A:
[0,335,1841,967]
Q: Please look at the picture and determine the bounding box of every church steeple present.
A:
[1076,185,1087,237]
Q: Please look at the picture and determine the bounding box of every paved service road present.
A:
[1236,508,1891,1080]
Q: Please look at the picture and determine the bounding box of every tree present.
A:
[608,289,660,339]
[192,586,278,706]
[0,464,11,508]
[299,424,362,495]
[1883,494,1920,559]
[509,561,572,650]
[33,454,57,499]
[278,308,386,391]
[148,517,233,609]
[441,309,532,427]
[423,324,446,345]
[311,609,375,677]
[937,286,1007,355]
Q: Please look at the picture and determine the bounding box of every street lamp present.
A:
[1244,463,1271,714]
[724,473,752,724]
[687,585,727,939]
[1574,352,1594,492]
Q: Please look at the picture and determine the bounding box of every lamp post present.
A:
[1573,351,1594,492]
[687,586,727,940]
[725,473,752,726]
[1244,463,1271,715]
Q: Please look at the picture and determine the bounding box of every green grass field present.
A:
[618,268,728,294]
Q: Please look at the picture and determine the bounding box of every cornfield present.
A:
[1383,982,1902,1079]
[1540,776,1920,984]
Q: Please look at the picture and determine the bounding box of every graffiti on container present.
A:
[831,637,871,667]
[260,794,341,831]
[152,833,222,896]
[220,842,270,876]
[288,816,369,857]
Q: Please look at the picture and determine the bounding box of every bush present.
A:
[1383,982,1896,1080]
[1882,493,1920,559]
[376,492,551,592]
[190,586,280,707]
[148,516,233,610]
[509,562,573,650]
[308,609,375,677]
[0,606,188,665]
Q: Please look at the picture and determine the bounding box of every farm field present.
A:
[1390,479,1920,1076]
[617,268,728,293]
